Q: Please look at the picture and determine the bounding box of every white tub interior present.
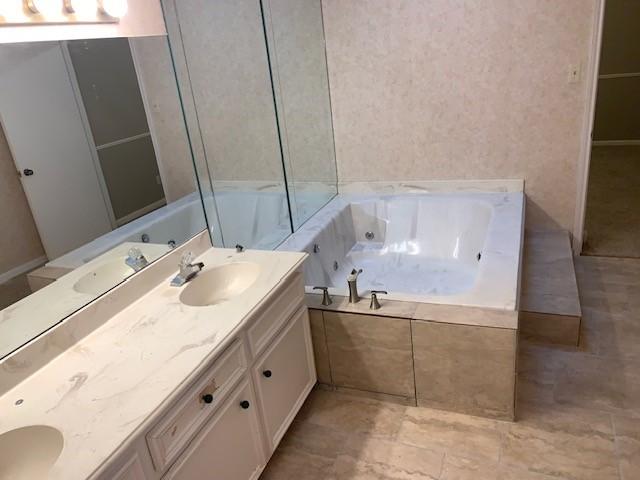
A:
[278,192,524,310]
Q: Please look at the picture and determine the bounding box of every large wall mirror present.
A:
[0,0,339,360]
[164,0,338,250]
[0,35,208,359]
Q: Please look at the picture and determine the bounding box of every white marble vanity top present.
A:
[0,247,306,480]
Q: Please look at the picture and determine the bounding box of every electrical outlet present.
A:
[568,63,582,84]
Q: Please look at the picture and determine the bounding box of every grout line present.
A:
[610,413,625,480]
[437,451,446,479]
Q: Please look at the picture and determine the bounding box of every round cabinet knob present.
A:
[262,370,272,378]
[23,168,34,176]
[240,400,250,409]
[201,393,214,404]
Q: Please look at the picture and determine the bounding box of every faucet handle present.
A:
[313,286,333,306]
[180,251,195,265]
[369,290,388,310]
[348,268,363,280]
[235,244,244,253]
[127,247,143,259]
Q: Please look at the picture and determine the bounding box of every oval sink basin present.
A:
[0,426,64,479]
[179,262,261,307]
[73,258,134,295]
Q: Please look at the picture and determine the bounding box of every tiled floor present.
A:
[584,146,640,258]
[261,256,640,480]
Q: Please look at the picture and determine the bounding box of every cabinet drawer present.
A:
[147,340,246,473]
[253,306,316,452]
[163,378,265,480]
[247,272,304,357]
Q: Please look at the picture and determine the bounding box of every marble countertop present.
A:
[0,247,306,480]
[0,242,170,359]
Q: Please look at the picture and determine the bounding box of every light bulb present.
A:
[64,0,96,16]
[25,0,63,15]
[0,1,15,18]
[98,0,126,17]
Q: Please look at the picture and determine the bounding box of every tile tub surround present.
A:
[278,189,525,312]
[324,311,415,398]
[412,321,516,420]
[0,245,306,479]
[264,256,640,480]
[519,230,582,346]
[309,308,517,420]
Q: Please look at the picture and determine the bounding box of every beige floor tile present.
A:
[583,145,640,258]
[261,448,337,480]
[516,342,568,407]
[278,420,350,459]
[501,403,618,480]
[440,455,571,480]
[299,389,406,439]
[395,406,505,463]
[554,353,640,416]
[332,434,443,480]
[613,415,640,480]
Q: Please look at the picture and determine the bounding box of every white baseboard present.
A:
[0,255,48,285]
[592,140,640,146]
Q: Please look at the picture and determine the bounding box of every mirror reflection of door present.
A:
[0,42,114,260]
[0,39,167,260]
[0,35,207,359]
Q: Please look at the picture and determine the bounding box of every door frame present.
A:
[572,0,607,254]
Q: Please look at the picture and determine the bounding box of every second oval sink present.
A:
[179,262,261,307]
[0,425,64,479]
[73,258,134,296]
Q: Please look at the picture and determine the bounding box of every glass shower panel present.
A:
[163,0,293,250]
[263,0,338,229]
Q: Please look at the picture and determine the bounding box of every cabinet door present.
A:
[253,306,316,452]
[164,378,265,480]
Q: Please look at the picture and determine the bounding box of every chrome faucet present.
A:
[125,247,148,272]
[170,252,204,287]
[347,268,363,303]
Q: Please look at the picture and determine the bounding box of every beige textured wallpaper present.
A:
[0,126,45,274]
[322,0,597,231]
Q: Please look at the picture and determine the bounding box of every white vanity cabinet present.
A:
[252,306,316,452]
[99,272,316,480]
[163,379,265,480]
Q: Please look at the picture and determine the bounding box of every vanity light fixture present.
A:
[24,0,63,15]
[63,0,96,15]
[97,0,127,17]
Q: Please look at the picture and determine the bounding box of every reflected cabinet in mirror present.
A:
[0,36,207,359]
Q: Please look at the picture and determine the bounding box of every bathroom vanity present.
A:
[0,245,314,480]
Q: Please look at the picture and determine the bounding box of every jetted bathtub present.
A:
[278,192,525,310]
